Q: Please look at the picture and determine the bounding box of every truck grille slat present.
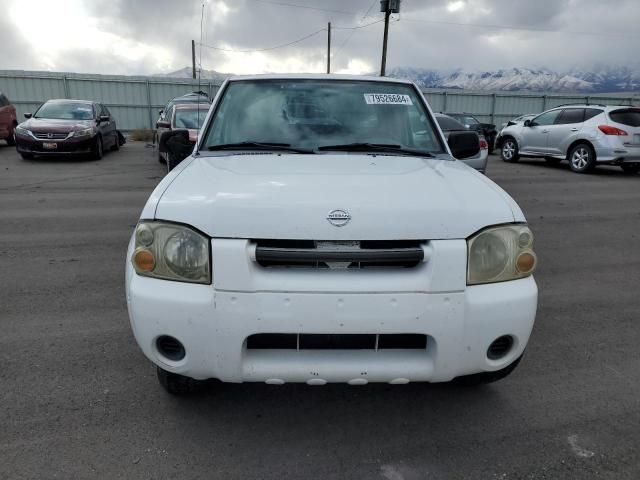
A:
[253,240,425,269]
[246,333,428,350]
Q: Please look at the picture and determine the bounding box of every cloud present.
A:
[0,0,638,76]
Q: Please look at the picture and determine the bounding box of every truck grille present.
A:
[253,239,425,269]
[246,333,428,350]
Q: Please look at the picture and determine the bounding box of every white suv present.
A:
[127,75,538,394]
[498,105,640,174]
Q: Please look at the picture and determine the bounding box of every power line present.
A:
[197,27,328,53]
[196,18,385,54]
[333,0,378,58]
[400,17,640,37]
[248,0,357,15]
[332,18,386,30]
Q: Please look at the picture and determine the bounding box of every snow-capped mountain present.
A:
[387,66,640,93]
[157,66,640,93]
[155,67,231,82]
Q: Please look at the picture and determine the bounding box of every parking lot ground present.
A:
[1,141,639,479]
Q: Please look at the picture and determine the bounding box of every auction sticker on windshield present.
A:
[364,93,413,105]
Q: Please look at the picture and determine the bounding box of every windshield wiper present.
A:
[317,142,434,157]
[207,141,314,154]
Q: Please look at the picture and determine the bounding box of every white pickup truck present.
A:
[126,74,538,394]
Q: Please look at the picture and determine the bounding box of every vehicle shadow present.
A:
[165,379,514,437]
[514,158,637,177]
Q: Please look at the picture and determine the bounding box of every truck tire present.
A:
[157,366,206,395]
[454,355,523,386]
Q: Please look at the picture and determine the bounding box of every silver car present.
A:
[498,105,640,174]
[435,113,489,173]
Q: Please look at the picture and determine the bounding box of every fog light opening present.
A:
[156,335,186,361]
[487,335,514,360]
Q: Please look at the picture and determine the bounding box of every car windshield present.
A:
[436,116,466,131]
[203,79,444,153]
[35,102,94,120]
[174,108,208,129]
[456,115,479,125]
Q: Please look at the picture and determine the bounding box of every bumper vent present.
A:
[253,240,425,269]
[487,335,513,360]
[247,333,428,350]
[156,335,186,361]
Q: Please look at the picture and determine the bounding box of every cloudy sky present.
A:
[1,0,638,76]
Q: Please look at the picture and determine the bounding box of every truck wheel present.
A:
[157,367,206,395]
[620,163,640,174]
[568,143,595,173]
[454,355,522,386]
[500,138,519,163]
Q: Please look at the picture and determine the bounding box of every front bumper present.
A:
[15,134,95,155]
[126,239,538,384]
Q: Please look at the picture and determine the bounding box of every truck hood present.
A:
[153,153,520,240]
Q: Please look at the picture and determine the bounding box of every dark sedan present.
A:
[14,99,119,160]
[446,112,497,153]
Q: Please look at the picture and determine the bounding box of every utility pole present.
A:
[379,0,401,76]
[327,22,331,74]
[191,40,197,79]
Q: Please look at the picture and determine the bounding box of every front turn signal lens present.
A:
[133,248,156,272]
[516,251,537,274]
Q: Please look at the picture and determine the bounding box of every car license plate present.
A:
[42,142,58,150]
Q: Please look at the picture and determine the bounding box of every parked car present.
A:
[156,91,211,128]
[0,92,17,145]
[130,74,538,394]
[499,105,640,174]
[446,112,497,153]
[496,114,536,149]
[14,99,119,160]
[157,103,209,170]
[434,113,488,173]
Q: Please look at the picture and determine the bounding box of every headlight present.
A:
[467,224,536,285]
[131,221,211,284]
[72,128,93,138]
[14,126,30,136]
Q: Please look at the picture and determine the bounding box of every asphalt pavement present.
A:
[1,141,639,479]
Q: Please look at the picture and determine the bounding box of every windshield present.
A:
[436,116,466,131]
[203,80,444,153]
[35,102,94,120]
[173,108,208,129]
[456,115,479,125]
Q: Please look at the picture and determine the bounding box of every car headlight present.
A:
[467,224,536,285]
[14,126,30,136]
[131,221,211,284]
[72,128,93,138]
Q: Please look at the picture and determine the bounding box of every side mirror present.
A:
[523,119,532,127]
[448,131,480,159]
[158,109,164,115]
[157,120,170,129]
[159,129,192,170]
[24,113,32,119]
[98,115,110,123]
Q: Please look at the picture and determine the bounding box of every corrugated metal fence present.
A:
[1,70,638,131]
